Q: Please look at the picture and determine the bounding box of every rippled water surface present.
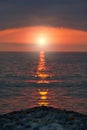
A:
[0,52,87,115]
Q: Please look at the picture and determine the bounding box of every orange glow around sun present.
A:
[0,26,87,51]
[0,26,87,44]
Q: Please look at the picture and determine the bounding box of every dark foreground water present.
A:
[0,52,87,115]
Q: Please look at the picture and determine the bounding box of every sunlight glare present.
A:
[38,37,46,46]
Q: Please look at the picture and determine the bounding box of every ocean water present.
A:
[0,51,87,115]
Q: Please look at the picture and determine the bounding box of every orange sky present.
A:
[0,26,87,51]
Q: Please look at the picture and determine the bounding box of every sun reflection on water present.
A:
[38,89,49,106]
[26,51,62,108]
[26,51,60,83]
[35,51,53,83]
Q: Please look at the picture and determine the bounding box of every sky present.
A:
[0,0,87,52]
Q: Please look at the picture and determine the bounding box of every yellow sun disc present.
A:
[38,37,46,46]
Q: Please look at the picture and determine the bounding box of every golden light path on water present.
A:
[27,50,60,83]
[27,50,57,107]
[34,51,60,107]
[38,89,49,106]
[35,51,53,84]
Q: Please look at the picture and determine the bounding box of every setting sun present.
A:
[38,37,46,46]
[36,33,48,47]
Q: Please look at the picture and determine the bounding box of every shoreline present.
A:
[1,106,87,116]
[0,106,87,130]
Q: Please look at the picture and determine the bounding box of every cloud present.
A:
[0,0,87,31]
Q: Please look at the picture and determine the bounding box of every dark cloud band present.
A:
[0,0,87,31]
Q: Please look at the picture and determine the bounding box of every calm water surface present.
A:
[0,52,87,115]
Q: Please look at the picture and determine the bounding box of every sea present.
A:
[0,51,87,115]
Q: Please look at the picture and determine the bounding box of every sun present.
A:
[38,37,46,46]
[35,31,49,48]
